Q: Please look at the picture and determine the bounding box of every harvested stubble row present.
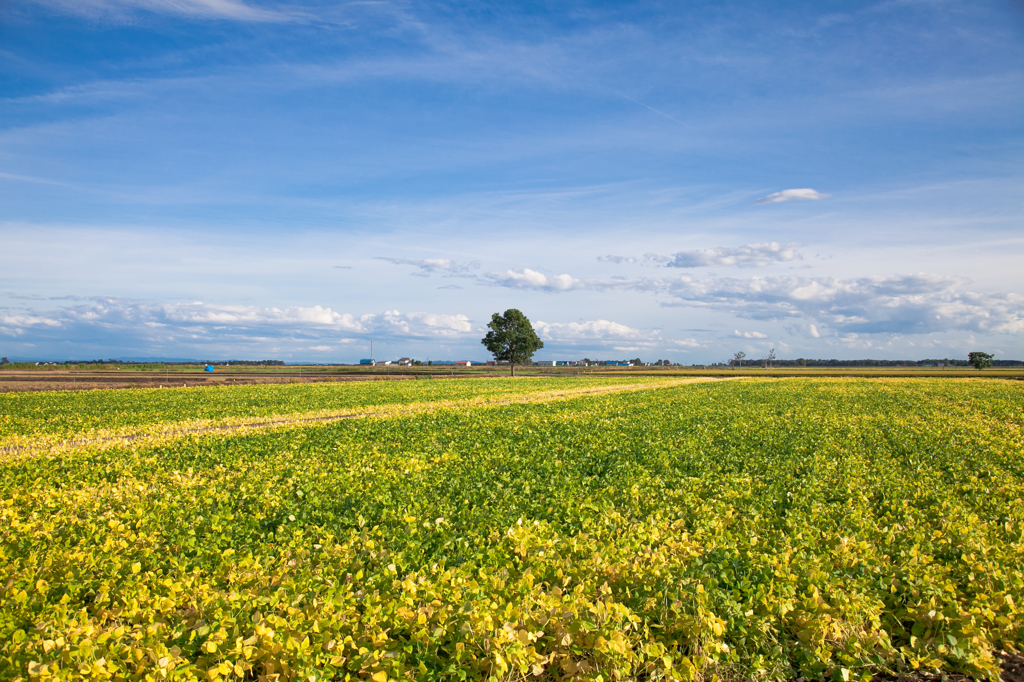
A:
[1,377,1022,682]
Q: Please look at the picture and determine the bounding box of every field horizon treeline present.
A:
[2,357,1022,369]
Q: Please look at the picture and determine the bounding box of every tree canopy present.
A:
[481,309,544,376]
[968,351,993,370]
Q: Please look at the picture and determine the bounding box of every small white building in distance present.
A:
[455,360,472,367]
[534,360,556,367]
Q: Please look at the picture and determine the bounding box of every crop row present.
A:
[0,376,664,442]
[1,378,1022,681]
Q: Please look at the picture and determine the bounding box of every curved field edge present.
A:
[0,377,728,453]
[1,378,1022,681]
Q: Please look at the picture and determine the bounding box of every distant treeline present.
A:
[0,358,286,369]
[730,358,1023,367]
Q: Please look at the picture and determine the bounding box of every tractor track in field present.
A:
[0,376,739,457]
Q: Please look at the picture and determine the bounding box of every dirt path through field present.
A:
[1,376,740,457]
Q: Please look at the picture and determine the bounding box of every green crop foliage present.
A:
[0,377,651,443]
[1,378,1022,681]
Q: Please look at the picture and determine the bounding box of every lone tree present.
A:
[732,351,746,369]
[968,351,994,370]
[766,348,777,370]
[481,309,544,377]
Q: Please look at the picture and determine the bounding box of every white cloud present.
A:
[33,0,291,21]
[0,313,63,337]
[598,243,800,269]
[663,273,1024,335]
[484,268,585,292]
[534,318,703,352]
[733,330,768,339]
[150,302,368,329]
[755,189,830,204]
[376,310,472,337]
[0,298,478,357]
[1,313,62,328]
[657,242,801,268]
[378,257,481,277]
[535,319,642,341]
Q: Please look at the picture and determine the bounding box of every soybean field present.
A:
[1,377,1022,682]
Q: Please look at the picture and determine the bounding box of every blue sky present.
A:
[1,0,1022,363]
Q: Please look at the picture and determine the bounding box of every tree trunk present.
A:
[510,362,515,377]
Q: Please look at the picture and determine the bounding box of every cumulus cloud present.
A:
[662,273,1024,335]
[377,257,480,277]
[734,330,768,339]
[755,188,830,204]
[597,255,637,264]
[484,268,585,292]
[533,319,702,352]
[0,297,478,358]
[534,319,642,341]
[0,313,62,337]
[376,310,472,336]
[153,302,368,329]
[474,259,1023,338]
[658,242,801,268]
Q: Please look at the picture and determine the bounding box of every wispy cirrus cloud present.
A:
[755,188,830,204]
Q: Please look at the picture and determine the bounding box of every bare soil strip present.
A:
[1,377,736,457]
